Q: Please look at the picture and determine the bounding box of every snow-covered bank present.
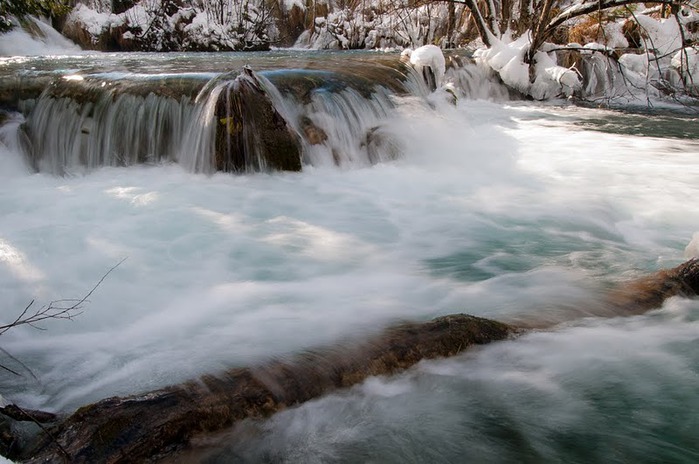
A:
[474,6,699,102]
[2,1,698,104]
[28,1,697,104]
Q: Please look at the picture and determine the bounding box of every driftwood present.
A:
[11,259,699,463]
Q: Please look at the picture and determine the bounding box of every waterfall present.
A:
[24,79,198,174]
[259,69,405,168]
[6,52,508,175]
[444,56,513,101]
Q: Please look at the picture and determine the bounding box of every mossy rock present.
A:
[214,70,302,173]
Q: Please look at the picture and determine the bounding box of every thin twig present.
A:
[0,258,127,336]
[0,347,38,381]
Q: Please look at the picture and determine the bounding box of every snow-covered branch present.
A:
[544,0,680,40]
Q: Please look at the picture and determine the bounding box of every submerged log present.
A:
[607,258,699,315]
[23,315,514,463]
[17,259,699,463]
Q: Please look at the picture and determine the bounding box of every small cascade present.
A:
[556,49,671,102]
[575,53,626,99]
[180,59,430,172]
[2,50,509,175]
[177,69,304,174]
[22,77,201,174]
[260,69,406,168]
[0,111,30,155]
[444,55,513,101]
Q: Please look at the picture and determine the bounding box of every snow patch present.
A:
[68,3,119,39]
[476,36,581,99]
[283,0,306,11]
[407,45,446,87]
[634,14,689,57]
[671,47,699,89]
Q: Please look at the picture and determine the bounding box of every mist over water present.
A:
[217,300,699,463]
[1,50,698,461]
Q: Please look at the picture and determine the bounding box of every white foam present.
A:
[1,100,698,413]
[0,18,80,56]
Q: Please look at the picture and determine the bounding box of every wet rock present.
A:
[214,68,302,172]
[363,126,401,164]
[0,405,57,424]
[299,116,327,145]
[606,258,699,315]
[0,416,19,461]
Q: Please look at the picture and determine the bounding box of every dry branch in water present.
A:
[0,259,127,460]
[0,258,126,337]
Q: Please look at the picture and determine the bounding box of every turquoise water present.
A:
[0,52,698,462]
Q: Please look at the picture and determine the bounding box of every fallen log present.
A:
[15,259,699,463]
[22,315,514,463]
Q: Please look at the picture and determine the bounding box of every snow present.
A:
[602,21,629,49]
[634,14,684,57]
[68,3,119,39]
[283,0,306,11]
[467,7,698,102]
[64,0,278,51]
[499,52,530,94]
[618,53,651,75]
[475,35,581,100]
[125,4,151,31]
[407,45,446,87]
[583,42,609,52]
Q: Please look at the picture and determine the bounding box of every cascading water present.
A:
[8,51,500,175]
[21,76,201,174]
[177,57,435,172]
[3,48,697,463]
[259,69,406,168]
[444,55,514,101]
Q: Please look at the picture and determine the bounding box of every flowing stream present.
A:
[0,50,698,462]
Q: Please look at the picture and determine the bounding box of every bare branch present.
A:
[0,258,127,336]
[544,0,679,41]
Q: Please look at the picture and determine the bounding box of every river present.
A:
[0,50,698,462]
